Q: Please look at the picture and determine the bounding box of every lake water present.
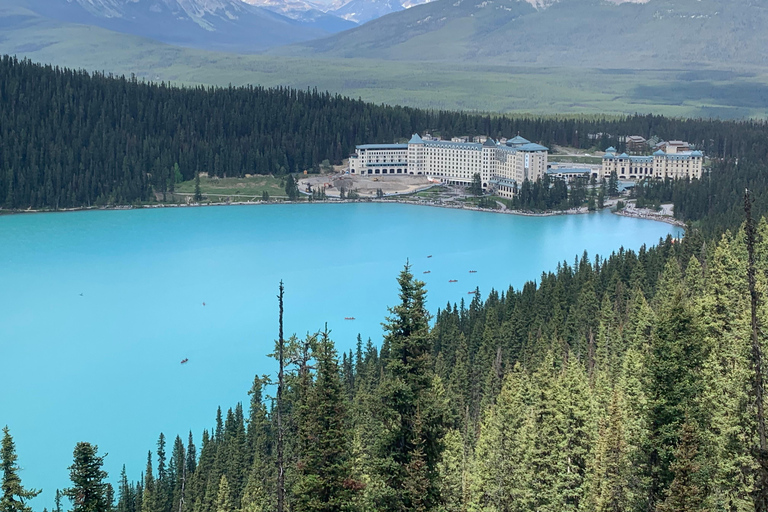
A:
[0,203,682,507]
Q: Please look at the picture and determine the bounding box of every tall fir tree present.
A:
[1,426,40,512]
[373,263,446,511]
[64,443,111,512]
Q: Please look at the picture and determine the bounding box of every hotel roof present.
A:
[603,153,653,162]
[514,142,548,152]
[356,143,408,150]
[507,135,531,146]
[423,139,483,149]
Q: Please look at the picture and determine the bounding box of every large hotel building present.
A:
[349,134,704,197]
[349,133,548,198]
[601,141,704,180]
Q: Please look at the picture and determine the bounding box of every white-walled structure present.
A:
[349,134,548,198]
[601,143,704,181]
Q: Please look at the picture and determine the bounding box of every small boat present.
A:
[181,358,189,364]
[449,279,458,283]
[469,270,478,273]
[427,255,433,258]
[423,270,431,274]
[202,302,206,306]
[345,317,356,320]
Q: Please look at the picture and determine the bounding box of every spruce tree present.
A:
[64,443,111,512]
[373,263,445,511]
[214,477,230,512]
[294,328,358,512]
[657,419,706,512]
[194,173,202,202]
[1,426,40,512]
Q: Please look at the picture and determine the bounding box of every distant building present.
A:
[547,163,601,182]
[626,135,647,154]
[546,167,590,182]
[348,134,549,198]
[601,144,704,181]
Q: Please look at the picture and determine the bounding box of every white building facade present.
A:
[349,134,548,198]
[601,143,704,181]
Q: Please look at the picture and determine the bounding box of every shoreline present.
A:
[0,198,685,228]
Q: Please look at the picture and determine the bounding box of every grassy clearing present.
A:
[412,188,444,198]
[174,176,286,198]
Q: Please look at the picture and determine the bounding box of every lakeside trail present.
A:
[0,198,686,228]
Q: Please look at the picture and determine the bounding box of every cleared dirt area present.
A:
[298,173,436,198]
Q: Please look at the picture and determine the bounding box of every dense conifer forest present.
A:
[1,56,768,234]
[3,54,768,512]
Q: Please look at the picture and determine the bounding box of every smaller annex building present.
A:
[348,134,549,198]
[601,141,704,181]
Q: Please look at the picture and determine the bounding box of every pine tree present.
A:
[294,328,358,512]
[644,272,705,510]
[587,389,632,512]
[1,426,41,512]
[469,365,532,512]
[657,419,706,512]
[116,467,133,512]
[373,263,445,511]
[437,430,467,512]
[141,452,155,512]
[64,443,111,512]
[194,173,203,202]
[214,477,231,512]
[156,435,169,512]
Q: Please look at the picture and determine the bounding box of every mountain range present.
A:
[4,0,349,52]
[243,0,434,26]
[279,0,768,70]
[8,0,762,70]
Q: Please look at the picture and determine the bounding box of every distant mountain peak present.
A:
[33,0,342,52]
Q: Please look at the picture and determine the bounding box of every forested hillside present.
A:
[8,217,763,511]
[2,55,768,235]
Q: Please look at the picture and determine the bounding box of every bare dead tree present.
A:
[276,281,285,512]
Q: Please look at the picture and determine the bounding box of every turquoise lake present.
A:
[0,203,682,507]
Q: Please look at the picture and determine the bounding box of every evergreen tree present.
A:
[294,328,358,512]
[587,390,632,512]
[608,171,619,197]
[284,176,299,201]
[373,263,446,511]
[141,452,155,512]
[64,443,111,512]
[194,173,203,202]
[469,173,482,196]
[657,419,706,512]
[115,467,133,512]
[0,426,40,512]
[214,477,231,512]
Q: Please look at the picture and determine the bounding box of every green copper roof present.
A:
[507,135,530,146]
